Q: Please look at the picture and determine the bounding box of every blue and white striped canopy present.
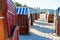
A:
[16,7,29,15]
[49,10,54,14]
[56,7,60,20]
[34,9,38,13]
[58,7,60,16]
[30,8,40,14]
[30,8,35,14]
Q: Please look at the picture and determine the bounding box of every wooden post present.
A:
[0,17,5,40]
[0,16,9,40]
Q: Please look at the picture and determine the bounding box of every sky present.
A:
[12,0,60,9]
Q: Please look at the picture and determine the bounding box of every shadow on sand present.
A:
[34,21,53,26]
[31,25,55,34]
[20,32,51,40]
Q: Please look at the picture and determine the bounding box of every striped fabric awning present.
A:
[56,7,60,20]
[16,7,29,15]
[49,10,54,14]
[56,9,58,20]
[30,8,35,14]
[58,7,60,16]
[30,8,40,14]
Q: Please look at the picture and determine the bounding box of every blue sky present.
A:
[12,0,60,9]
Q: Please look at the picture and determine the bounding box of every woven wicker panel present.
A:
[48,14,54,23]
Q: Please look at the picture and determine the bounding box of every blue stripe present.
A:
[19,8,22,14]
[22,8,25,15]
[56,9,58,20]
[16,8,19,14]
[25,8,28,14]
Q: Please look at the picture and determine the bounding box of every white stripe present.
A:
[0,17,4,19]
[24,8,26,15]
[59,12,60,16]
[7,10,13,14]
[18,8,20,14]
